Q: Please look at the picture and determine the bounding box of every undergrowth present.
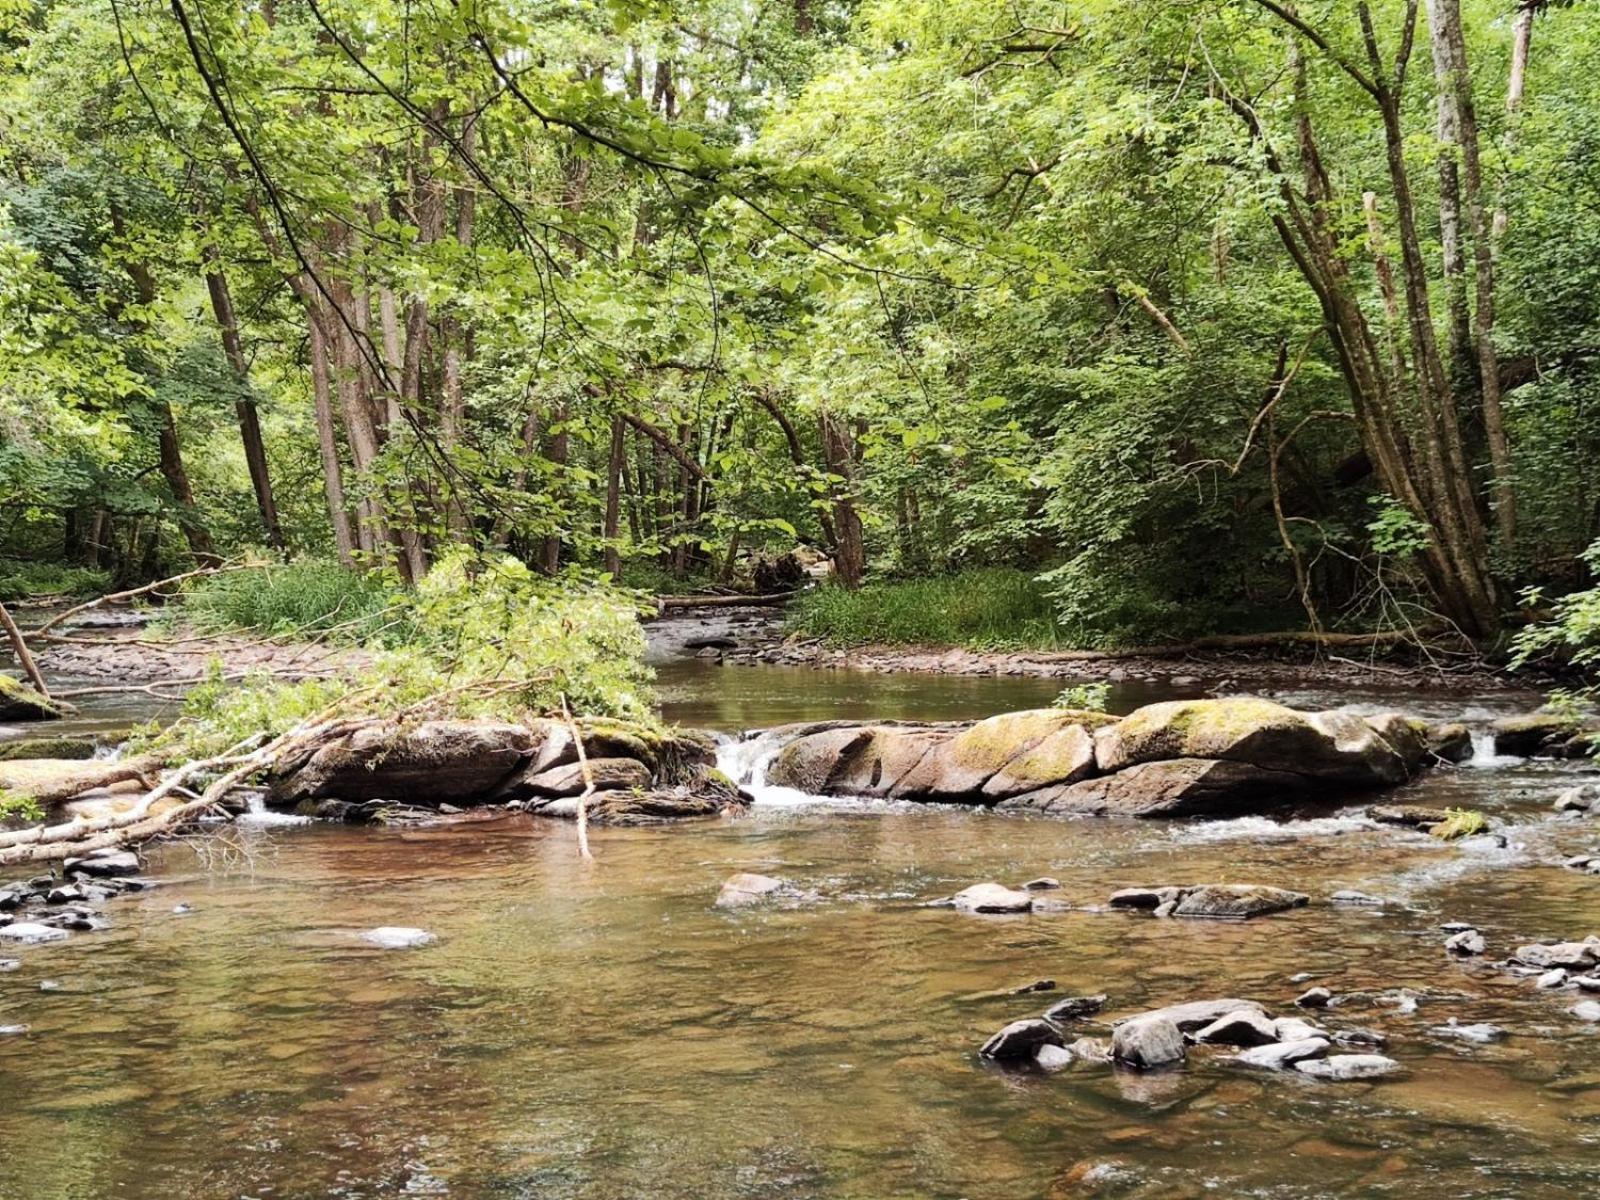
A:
[788,568,1065,649]
[0,559,110,602]
[178,560,404,643]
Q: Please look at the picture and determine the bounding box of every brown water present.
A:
[5,647,1600,1198]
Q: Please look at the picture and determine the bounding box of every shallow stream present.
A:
[3,623,1599,1198]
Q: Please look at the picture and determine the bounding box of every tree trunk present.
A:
[1425,0,1475,381]
[202,256,284,550]
[820,412,864,589]
[603,412,625,578]
[1494,1,1542,242]
[308,315,357,566]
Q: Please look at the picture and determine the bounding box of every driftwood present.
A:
[31,564,245,639]
[656,590,797,612]
[0,599,50,698]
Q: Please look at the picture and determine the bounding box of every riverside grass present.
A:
[789,569,1065,650]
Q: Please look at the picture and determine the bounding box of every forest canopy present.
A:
[2,0,1597,648]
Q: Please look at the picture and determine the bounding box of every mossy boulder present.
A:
[1424,722,1474,764]
[1093,699,1412,787]
[269,720,546,804]
[889,709,1104,801]
[0,736,97,761]
[0,675,67,722]
[998,758,1309,818]
[1491,711,1599,759]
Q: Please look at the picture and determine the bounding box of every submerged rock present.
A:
[1295,987,1333,1009]
[1171,885,1308,920]
[0,735,95,761]
[1555,783,1600,814]
[980,1018,1065,1063]
[1330,890,1388,906]
[1571,1001,1600,1022]
[1033,1043,1075,1070]
[361,926,434,949]
[1513,941,1599,970]
[715,872,789,909]
[1424,722,1474,764]
[950,883,1033,914]
[1294,1054,1401,1081]
[1123,998,1265,1033]
[1111,1016,1185,1068]
[1431,1020,1504,1043]
[1021,877,1061,891]
[0,922,68,944]
[63,849,139,879]
[1043,994,1108,1022]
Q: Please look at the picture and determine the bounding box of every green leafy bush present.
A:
[0,558,110,601]
[789,568,1064,648]
[140,551,656,761]
[1053,682,1110,712]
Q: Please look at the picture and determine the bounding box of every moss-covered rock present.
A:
[1491,711,1599,759]
[0,735,97,761]
[0,675,67,722]
[998,757,1309,818]
[890,709,1098,801]
[1093,699,1412,787]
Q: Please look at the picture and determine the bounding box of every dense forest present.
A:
[3,0,1599,649]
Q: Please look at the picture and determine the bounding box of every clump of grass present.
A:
[0,559,111,602]
[1054,682,1110,712]
[789,568,1065,649]
[180,561,404,643]
[1431,808,1489,841]
[0,791,43,823]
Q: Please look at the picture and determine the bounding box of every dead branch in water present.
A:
[560,694,595,861]
[655,590,797,612]
[31,563,249,638]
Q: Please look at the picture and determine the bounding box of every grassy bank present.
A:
[0,559,111,602]
[788,569,1066,650]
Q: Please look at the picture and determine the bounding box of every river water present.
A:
[3,627,1600,1198]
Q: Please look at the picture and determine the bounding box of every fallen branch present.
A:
[656,590,798,612]
[0,599,50,697]
[32,563,248,638]
[560,694,595,861]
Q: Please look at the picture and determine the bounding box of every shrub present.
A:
[180,560,401,642]
[0,559,110,602]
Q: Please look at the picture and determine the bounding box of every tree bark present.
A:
[820,412,864,589]
[308,315,357,566]
[603,412,625,578]
[1425,0,1475,380]
[202,254,284,550]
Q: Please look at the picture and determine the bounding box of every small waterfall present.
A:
[1466,729,1516,769]
[715,729,832,808]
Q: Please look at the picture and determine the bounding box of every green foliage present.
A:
[180,561,402,641]
[789,568,1063,648]
[1053,682,1110,713]
[0,558,109,601]
[139,551,655,761]
[0,791,43,823]
[1430,808,1489,841]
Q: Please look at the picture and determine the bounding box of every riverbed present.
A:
[2,623,1599,1198]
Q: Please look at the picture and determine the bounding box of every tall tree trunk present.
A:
[603,412,625,578]
[820,412,864,589]
[541,403,569,574]
[1425,0,1475,381]
[308,315,357,566]
[1436,0,1517,551]
[202,254,284,550]
[1494,1,1543,242]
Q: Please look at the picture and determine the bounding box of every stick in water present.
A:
[559,695,595,861]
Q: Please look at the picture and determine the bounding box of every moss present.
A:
[1430,808,1489,840]
[0,736,97,761]
[0,674,65,722]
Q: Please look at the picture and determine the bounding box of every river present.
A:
[2,622,1598,1198]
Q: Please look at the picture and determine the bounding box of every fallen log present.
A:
[656,590,798,612]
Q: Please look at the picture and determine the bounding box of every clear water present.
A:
[3,639,1598,1198]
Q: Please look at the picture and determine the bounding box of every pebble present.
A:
[1034,1043,1075,1070]
[1043,994,1107,1022]
[1330,890,1387,906]
[1537,969,1569,989]
[37,980,59,993]
[1431,1021,1504,1043]
[1571,1001,1600,1022]
[1020,877,1061,892]
[0,1025,28,1036]
[949,883,1033,914]
[172,904,193,915]
[0,959,18,972]
[1295,987,1333,1008]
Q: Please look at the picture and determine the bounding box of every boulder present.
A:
[63,850,139,878]
[1171,885,1308,920]
[1294,1054,1401,1081]
[1120,998,1265,1033]
[1555,783,1600,814]
[1274,1017,1324,1042]
[1234,1037,1330,1070]
[584,770,749,825]
[271,720,545,804]
[951,883,1034,914]
[1571,1001,1600,1022]
[1424,722,1474,764]
[1111,1016,1185,1069]
[979,1018,1065,1063]
[715,872,788,909]
[1513,941,1599,969]
[1367,804,1447,830]
[1108,886,1186,910]
[1193,1009,1280,1047]
[521,757,653,798]
[1492,711,1599,759]
[892,710,1102,801]
[0,736,96,761]
[1003,758,1309,818]
[0,675,65,722]
[1092,699,1412,787]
